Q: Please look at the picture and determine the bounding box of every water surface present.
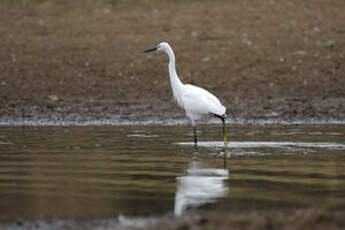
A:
[0,124,344,221]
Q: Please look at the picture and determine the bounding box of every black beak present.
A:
[144,46,158,53]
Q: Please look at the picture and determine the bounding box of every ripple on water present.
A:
[177,141,345,149]
[0,125,344,222]
[177,141,345,156]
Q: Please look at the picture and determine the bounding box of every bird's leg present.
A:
[223,149,228,169]
[193,125,198,147]
[214,114,228,150]
[221,117,228,148]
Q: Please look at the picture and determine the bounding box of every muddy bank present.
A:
[0,0,345,123]
[2,205,345,230]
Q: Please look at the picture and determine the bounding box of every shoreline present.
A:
[1,118,345,126]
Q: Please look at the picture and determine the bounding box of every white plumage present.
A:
[181,84,226,122]
[145,42,227,146]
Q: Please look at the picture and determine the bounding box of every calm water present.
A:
[0,124,344,221]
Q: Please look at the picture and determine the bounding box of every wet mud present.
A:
[2,205,345,230]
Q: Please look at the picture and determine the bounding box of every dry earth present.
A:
[0,0,344,123]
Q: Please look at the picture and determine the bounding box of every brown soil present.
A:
[0,0,344,123]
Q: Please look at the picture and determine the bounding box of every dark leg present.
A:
[214,114,228,149]
[193,125,198,146]
[221,117,227,147]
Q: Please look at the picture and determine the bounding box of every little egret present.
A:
[145,42,227,147]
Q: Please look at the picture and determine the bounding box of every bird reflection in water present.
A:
[174,147,229,216]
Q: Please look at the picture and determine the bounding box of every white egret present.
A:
[145,42,227,147]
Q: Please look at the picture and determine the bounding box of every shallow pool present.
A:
[0,124,344,221]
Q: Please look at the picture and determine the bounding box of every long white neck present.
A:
[164,45,184,98]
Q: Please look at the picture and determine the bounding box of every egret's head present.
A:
[144,42,170,53]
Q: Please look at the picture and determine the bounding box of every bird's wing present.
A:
[181,84,226,116]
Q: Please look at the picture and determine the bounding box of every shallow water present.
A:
[0,124,344,221]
